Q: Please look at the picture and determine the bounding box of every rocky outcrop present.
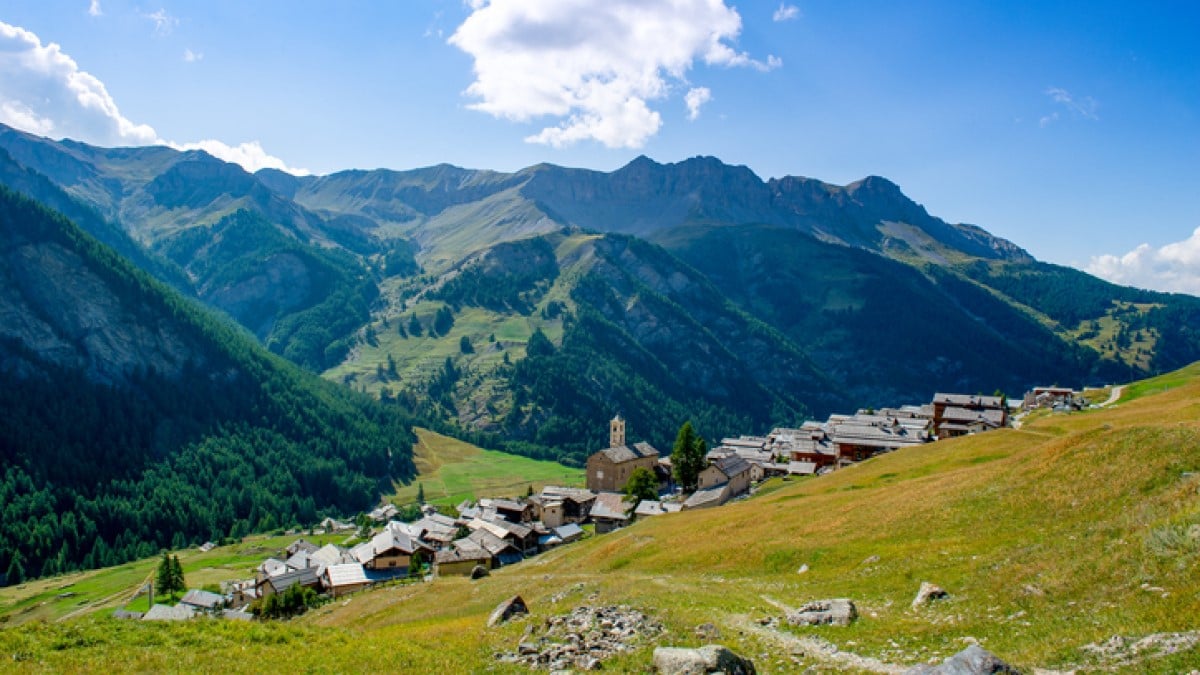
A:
[904,645,1019,674]
[495,604,663,671]
[787,599,858,627]
[652,644,757,675]
[912,582,949,610]
[487,595,529,627]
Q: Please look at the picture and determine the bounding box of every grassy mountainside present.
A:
[2,363,1197,671]
[0,186,416,584]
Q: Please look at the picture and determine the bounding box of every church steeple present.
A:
[609,414,626,448]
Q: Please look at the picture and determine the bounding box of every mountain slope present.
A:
[3,364,1198,671]
[0,186,416,583]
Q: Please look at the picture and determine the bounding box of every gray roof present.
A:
[310,543,354,568]
[589,492,634,520]
[939,406,1006,425]
[596,441,660,464]
[324,563,369,588]
[179,589,224,610]
[265,566,320,593]
[553,523,584,540]
[435,547,492,564]
[787,461,818,475]
[683,484,731,509]
[465,529,520,556]
[539,486,597,502]
[286,538,320,556]
[934,393,1004,408]
[143,603,195,621]
[713,455,752,479]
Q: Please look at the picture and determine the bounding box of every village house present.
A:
[589,492,635,533]
[931,393,1008,438]
[697,455,753,497]
[585,416,661,493]
[467,517,538,556]
[1022,386,1082,411]
[769,427,840,471]
[532,486,596,525]
[258,566,321,597]
[352,525,434,572]
[682,483,731,510]
[179,589,224,613]
[461,528,523,566]
[321,563,370,598]
[433,547,493,576]
[633,500,682,518]
[829,418,928,462]
[223,579,259,609]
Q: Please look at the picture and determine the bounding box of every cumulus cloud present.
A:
[1086,227,1200,296]
[183,48,203,63]
[684,86,711,121]
[773,3,801,22]
[168,139,309,175]
[448,0,780,148]
[88,1,102,17]
[1041,86,1098,127]
[0,21,306,175]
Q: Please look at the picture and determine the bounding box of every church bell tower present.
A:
[609,414,626,448]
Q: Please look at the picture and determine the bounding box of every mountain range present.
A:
[2,123,1199,470]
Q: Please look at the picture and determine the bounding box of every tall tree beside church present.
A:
[671,421,705,492]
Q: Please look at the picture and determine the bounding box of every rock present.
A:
[653,645,757,674]
[576,655,602,670]
[470,564,490,579]
[488,595,529,627]
[695,622,721,639]
[862,555,881,565]
[787,599,857,627]
[797,564,809,574]
[903,644,1020,674]
[518,641,540,655]
[912,582,949,609]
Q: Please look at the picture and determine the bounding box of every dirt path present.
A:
[58,570,153,622]
[1097,385,1126,408]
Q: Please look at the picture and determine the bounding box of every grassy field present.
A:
[390,428,585,508]
[0,532,350,627]
[2,364,1199,672]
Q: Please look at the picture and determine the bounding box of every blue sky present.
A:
[2,1,1199,293]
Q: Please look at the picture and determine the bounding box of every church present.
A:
[584,415,661,493]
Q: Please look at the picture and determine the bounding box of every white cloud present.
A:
[142,9,178,36]
[448,0,780,148]
[1042,86,1098,126]
[773,3,801,22]
[88,0,102,17]
[1086,227,1200,296]
[684,86,711,121]
[0,21,306,175]
[183,48,203,63]
[168,140,309,175]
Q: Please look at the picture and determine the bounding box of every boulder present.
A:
[470,564,490,579]
[912,581,949,609]
[786,599,857,626]
[904,644,1020,674]
[695,622,721,639]
[653,645,756,675]
[488,595,529,627]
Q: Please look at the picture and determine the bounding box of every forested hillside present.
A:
[0,187,416,584]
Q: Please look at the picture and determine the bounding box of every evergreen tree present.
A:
[171,555,185,596]
[417,483,426,504]
[387,353,398,378]
[409,551,424,578]
[408,314,423,337]
[5,550,25,586]
[623,466,659,504]
[460,335,474,354]
[434,306,455,336]
[671,421,705,492]
[526,328,554,357]
[155,552,173,601]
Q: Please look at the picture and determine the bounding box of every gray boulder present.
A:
[904,645,1020,674]
[912,581,949,609]
[653,645,757,674]
[470,564,490,579]
[787,599,857,626]
[487,595,529,627]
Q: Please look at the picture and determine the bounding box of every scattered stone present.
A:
[787,599,857,627]
[495,604,664,670]
[1081,630,1200,668]
[1019,584,1044,597]
[488,595,529,627]
[797,564,809,575]
[695,622,721,639]
[912,582,950,609]
[652,644,757,675]
[862,555,881,565]
[904,644,1020,674]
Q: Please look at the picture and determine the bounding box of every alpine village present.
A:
[1,5,1200,674]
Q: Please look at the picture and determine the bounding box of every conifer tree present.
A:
[671,421,705,492]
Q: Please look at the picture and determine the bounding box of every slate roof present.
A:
[143,603,195,621]
[596,441,660,464]
[939,407,1006,425]
[934,393,1004,408]
[310,543,354,568]
[683,484,731,510]
[265,566,320,594]
[553,523,584,541]
[257,558,288,578]
[589,492,634,521]
[434,548,491,564]
[713,455,752,479]
[788,461,818,475]
[179,589,224,610]
[285,538,320,556]
[324,563,369,588]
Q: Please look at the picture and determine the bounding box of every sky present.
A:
[1,1,1199,294]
